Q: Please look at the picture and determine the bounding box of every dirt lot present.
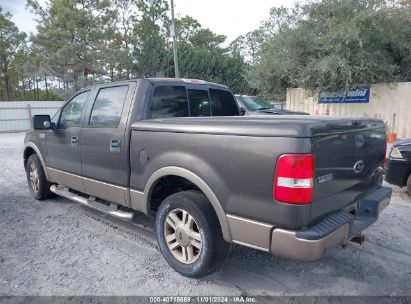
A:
[0,132,411,296]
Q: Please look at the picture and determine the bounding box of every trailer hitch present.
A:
[350,233,365,245]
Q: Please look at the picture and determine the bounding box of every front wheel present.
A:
[155,190,229,278]
[407,174,411,197]
[26,154,52,200]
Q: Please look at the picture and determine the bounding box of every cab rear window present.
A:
[148,86,188,119]
[147,85,238,119]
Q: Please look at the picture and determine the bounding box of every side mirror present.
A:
[33,115,51,130]
[239,107,246,116]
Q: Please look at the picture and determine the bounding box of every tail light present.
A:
[273,154,314,205]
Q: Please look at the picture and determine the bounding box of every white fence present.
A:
[0,101,64,133]
[286,82,411,139]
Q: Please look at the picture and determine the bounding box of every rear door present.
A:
[80,82,136,206]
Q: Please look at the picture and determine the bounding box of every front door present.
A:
[46,91,90,191]
[80,84,133,206]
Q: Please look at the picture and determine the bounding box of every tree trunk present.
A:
[2,56,11,100]
[21,76,26,100]
[4,74,11,100]
[28,79,32,99]
[0,84,4,100]
[44,75,49,100]
[35,78,40,101]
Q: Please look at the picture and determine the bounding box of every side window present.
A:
[59,91,89,129]
[89,86,129,128]
[210,89,239,116]
[148,86,189,119]
[188,90,211,117]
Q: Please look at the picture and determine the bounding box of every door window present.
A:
[89,86,129,128]
[59,91,89,129]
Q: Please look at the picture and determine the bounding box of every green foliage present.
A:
[0,0,251,100]
[132,0,169,77]
[246,0,411,100]
[0,9,27,100]
[4,0,408,102]
[22,89,62,101]
[171,42,250,93]
[28,0,111,90]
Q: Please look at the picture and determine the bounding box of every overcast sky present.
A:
[1,0,298,42]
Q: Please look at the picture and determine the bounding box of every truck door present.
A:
[80,83,136,206]
[46,90,90,191]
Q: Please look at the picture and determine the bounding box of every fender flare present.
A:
[24,142,49,180]
[144,166,232,242]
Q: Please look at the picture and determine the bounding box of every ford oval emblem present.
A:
[353,160,365,174]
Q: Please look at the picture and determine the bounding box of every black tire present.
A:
[407,174,411,197]
[155,190,229,278]
[26,154,52,200]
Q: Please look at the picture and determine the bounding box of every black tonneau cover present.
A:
[131,116,385,138]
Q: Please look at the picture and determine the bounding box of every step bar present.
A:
[50,185,135,220]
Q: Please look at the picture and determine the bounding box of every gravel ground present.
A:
[0,132,410,296]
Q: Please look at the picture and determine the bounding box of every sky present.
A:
[1,0,298,43]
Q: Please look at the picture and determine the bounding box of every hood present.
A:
[394,138,411,147]
[252,109,309,115]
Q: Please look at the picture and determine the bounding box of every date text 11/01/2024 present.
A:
[149,296,257,303]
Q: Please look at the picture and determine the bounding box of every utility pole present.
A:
[170,0,180,78]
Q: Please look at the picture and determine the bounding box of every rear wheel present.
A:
[407,174,411,197]
[155,190,229,278]
[26,154,52,200]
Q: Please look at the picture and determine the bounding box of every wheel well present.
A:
[24,147,36,168]
[405,171,411,186]
[149,175,201,213]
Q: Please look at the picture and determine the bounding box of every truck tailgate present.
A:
[311,119,386,221]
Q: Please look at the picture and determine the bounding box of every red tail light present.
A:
[273,154,314,205]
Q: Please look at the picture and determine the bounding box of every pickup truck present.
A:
[24,78,392,278]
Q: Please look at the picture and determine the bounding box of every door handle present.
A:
[110,139,121,153]
[71,136,79,147]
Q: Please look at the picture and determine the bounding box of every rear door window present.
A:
[89,86,129,128]
[148,86,189,119]
[210,89,239,116]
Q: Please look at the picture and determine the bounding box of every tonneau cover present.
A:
[131,116,385,138]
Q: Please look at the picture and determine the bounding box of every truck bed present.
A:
[130,115,386,228]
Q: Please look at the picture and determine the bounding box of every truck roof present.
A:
[82,78,229,91]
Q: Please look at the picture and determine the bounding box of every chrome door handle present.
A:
[71,136,79,147]
[110,139,121,153]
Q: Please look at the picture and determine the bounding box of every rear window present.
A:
[147,85,238,119]
[148,86,189,119]
[188,89,211,117]
[210,89,239,116]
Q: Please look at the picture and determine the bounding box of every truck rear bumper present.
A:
[228,186,392,261]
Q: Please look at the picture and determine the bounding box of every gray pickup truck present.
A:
[24,78,391,278]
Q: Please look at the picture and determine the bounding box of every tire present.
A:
[155,190,229,278]
[26,154,52,200]
[407,174,411,197]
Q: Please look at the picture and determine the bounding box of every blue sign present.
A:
[318,86,370,104]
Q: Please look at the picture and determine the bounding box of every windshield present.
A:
[240,96,276,111]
